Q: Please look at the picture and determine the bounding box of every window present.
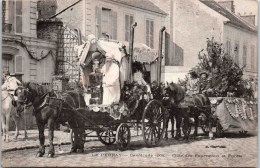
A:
[101,8,110,37]
[15,55,23,73]
[2,54,14,73]
[226,40,231,55]
[95,6,117,39]
[2,1,6,25]
[234,42,239,64]
[243,45,247,67]
[15,0,22,33]
[125,14,134,41]
[146,19,154,48]
[251,45,255,71]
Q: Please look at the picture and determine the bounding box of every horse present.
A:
[163,82,190,140]
[186,93,212,137]
[15,82,86,157]
[1,90,27,142]
[165,82,213,139]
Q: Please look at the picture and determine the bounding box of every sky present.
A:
[150,0,258,26]
[219,0,258,25]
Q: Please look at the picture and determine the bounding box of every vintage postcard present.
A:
[1,0,258,167]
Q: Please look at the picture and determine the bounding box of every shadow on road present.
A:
[54,131,257,157]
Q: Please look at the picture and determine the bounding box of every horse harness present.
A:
[37,92,85,119]
[2,92,17,106]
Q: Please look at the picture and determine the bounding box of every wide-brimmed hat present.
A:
[200,71,209,77]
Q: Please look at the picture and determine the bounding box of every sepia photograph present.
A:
[1,0,258,167]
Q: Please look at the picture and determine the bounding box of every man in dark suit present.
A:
[198,71,212,94]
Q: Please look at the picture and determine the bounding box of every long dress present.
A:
[101,59,121,105]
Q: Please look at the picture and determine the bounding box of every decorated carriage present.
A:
[206,96,258,137]
[64,24,168,150]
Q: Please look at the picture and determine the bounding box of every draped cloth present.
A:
[101,59,121,105]
[213,97,257,132]
[76,35,126,105]
[98,40,125,105]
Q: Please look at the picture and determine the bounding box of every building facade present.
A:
[2,0,58,130]
[2,0,56,83]
[151,0,258,82]
[56,0,167,82]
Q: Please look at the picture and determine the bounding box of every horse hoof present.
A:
[47,153,54,158]
[36,153,44,157]
[70,148,77,153]
[77,149,84,153]
[174,136,180,140]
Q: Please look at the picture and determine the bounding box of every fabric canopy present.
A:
[121,41,158,64]
[75,35,126,67]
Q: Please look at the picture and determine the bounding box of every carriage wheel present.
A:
[116,123,131,150]
[70,129,75,144]
[215,120,224,138]
[239,131,248,136]
[97,129,116,145]
[142,100,166,147]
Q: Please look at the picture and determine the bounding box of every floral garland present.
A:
[225,98,256,120]
[3,38,53,61]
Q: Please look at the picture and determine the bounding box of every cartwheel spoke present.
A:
[145,126,152,135]
[156,113,164,123]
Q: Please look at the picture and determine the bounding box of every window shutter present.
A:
[112,11,117,40]
[146,20,149,46]
[251,46,255,70]
[95,6,102,38]
[15,55,23,73]
[243,45,247,67]
[130,16,134,25]
[125,15,129,41]
[150,21,154,48]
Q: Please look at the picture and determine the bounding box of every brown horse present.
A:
[165,82,213,139]
[163,82,189,139]
[1,90,27,142]
[15,83,86,157]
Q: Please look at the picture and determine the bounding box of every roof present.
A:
[200,0,257,32]
[108,0,167,15]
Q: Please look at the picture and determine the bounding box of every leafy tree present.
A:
[179,37,254,99]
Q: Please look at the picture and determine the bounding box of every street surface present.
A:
[2,131,258,167]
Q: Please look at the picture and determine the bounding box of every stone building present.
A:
[2,0,58,129]
[151,0,258,82]
[55,0,167,83]
[2,0,57,83]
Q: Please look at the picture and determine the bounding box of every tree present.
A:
[179,37,254,99]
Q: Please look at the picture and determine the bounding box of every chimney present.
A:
[218,0,235,13]
[37,0,57,19]
[240,15,256,26]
